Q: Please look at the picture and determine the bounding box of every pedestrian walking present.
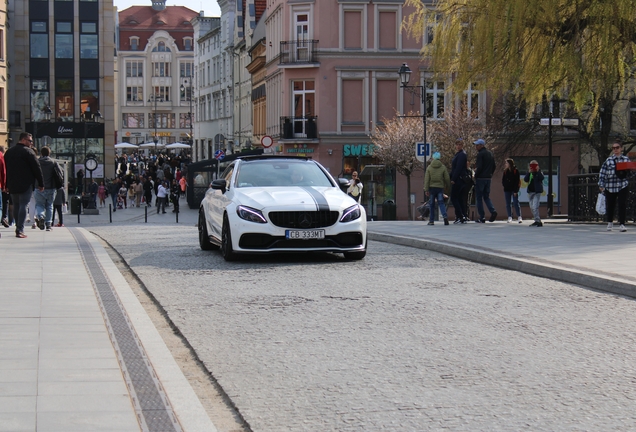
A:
[118,182,128,209]
[599,140,632,232]
[108,178,120,211]
[34,146,60,231]
[347,171,363,203]
[450,139,469,223]
[52,184,66,227]
[98,181,107,207]
[502,158,522,223]
[0,145,5,229]
[473,139,497,223]
[424,152,451,226]
[134,180,143,207]
[76,169,84,195]
[156,181,168,214]
[524,160,545,227]
[4,133,44,238]
[88,178,98,209]
[143,176,153,206]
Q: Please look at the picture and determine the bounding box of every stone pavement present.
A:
[367,218,636,298]
[0,202,215,432]
[0,199,633,430]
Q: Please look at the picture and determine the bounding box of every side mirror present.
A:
[338,177,350,193]
[211,179,227,193]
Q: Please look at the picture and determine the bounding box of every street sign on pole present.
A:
[540,118,562,126]
[214,149,225,160]
[562,118,579,127]
[415,142,430,162]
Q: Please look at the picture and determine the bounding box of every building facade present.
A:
[116,1,197,155]
[10,0,115,181]
[191,6,233,162]
[258,0,427,219]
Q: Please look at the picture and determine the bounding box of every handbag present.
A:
[596,193,606,215]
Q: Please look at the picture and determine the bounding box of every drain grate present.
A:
[70,228,181,432]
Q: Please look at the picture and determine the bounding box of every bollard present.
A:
[77,211,80,224]
[145,205,147,223]
[109,204,112,223]
[175,208,179,224]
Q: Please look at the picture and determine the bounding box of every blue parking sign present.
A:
[416,142,430,162]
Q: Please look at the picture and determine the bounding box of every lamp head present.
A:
[398,63,412,87]
[43,105,52,121]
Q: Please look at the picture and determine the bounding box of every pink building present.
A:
[263,0,427,220]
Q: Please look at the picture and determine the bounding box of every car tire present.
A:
[343,239,367,260]
[343,250,366,260]
[221,214,237,261]
[198,209,218,251]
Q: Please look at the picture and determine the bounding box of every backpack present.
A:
[52,162,64,189]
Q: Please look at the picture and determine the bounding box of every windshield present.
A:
[235,159,334,188]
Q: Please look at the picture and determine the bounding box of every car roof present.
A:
[237,155,311,162]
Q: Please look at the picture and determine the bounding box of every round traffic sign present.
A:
[261,135,273,148]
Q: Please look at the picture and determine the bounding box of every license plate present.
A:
[286,229,325,240]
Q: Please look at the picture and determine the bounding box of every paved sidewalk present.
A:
[0,219,215,431]
[367,219,636,298]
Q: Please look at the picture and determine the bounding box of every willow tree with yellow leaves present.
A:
[404,0,636,162]
[371,114,424,220]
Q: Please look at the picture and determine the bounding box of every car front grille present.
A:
[239,232,364,250]
[268,211,340,228]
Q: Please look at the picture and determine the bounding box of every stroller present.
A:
[116,194,125,210]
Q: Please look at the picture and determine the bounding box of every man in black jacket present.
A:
[473,139,497,223]
[450,139,469,223]
[4,133,44,238]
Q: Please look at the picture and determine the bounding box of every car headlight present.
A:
[236,205,267,223]
[340,204,361,223]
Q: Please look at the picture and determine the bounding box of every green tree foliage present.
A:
[404,0,636,161]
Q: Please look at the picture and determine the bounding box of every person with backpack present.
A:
[502,158,522,223]
[424,152,451,226]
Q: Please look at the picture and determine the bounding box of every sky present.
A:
[114,0,221,16]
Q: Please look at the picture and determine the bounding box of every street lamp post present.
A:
[180,78,194,147]
[398,62,428,186]
[33,105,53,150]
[83,109,102,195]
[148,93,163,155]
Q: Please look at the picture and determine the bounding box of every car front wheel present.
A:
[198,209,219,251]
[343,239,367,260]
[221,214,237,261]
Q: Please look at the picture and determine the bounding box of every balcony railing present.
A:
[280,116,318,140]
[279,40,319,65]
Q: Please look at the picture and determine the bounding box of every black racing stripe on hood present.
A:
[301,187,330,211]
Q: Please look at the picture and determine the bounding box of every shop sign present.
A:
[344,144,375,157]
[57,125,74,135]
[286,144,315,154]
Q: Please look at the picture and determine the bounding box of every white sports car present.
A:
[198,156,367,261]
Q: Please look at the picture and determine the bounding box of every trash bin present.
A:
[70,195,82,215]
[382,199,396,221]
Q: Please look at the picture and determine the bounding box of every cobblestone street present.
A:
[91,223,636,431]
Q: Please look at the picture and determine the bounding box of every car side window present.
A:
[221,164,234,188]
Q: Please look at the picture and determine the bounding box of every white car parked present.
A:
[198,156,367,261]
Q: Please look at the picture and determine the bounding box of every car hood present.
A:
[233,186,355,211]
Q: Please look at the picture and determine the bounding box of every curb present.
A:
[368,232,636,299]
